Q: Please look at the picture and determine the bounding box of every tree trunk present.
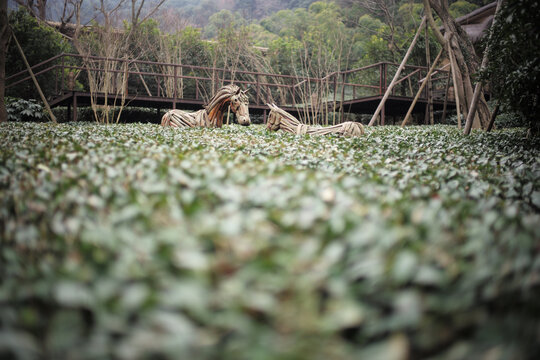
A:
[424,0,490,129]
[0,0,8,123]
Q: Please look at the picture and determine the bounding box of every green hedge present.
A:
[1,123,538,359]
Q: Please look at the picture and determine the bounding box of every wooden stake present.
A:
[441,70,451,123]
[424,21,434,125]
[401,48,443,127]
[226,105,230,125]
[11,29,57,123]
[368,17,426,126]
[447,41,461,129]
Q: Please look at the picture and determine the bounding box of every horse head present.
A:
[229,88,251,126]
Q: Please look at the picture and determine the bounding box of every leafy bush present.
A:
[5,97,45,121]
[494,111,528,128]
[480,0,540,134]
[0,123,539,359]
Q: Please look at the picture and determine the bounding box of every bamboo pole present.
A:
[447,41,461,129]
[11,29,57,123]
[464,0,503,135]
[368,17,426,126]
[425,21,434,125]
[441,70,451,123]
[401,48,444,127]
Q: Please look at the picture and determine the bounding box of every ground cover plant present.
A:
[0,123,539,359]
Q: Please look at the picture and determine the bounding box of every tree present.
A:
[479,0,540,135]
[203,9,246,38]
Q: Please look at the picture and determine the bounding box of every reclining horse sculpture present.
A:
[161,84,250,128]
[266,103,364,137]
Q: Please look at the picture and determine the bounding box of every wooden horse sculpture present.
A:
[266,103,364,137]
[161,84,250,128]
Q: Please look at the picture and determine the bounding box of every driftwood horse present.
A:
[161,84,250,128]
[266,103,364,137]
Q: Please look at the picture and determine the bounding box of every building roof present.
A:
[455,1,497,43]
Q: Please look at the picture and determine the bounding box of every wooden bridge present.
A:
[6,53,455,124]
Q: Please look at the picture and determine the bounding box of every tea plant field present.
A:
[1,123,539,359]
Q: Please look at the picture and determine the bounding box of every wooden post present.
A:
[401,48,443,127]
[441,70,451,123]
[425,21,434,125]
[256,74,260,105]
[61,55,65,92]
[464,0,503,134]
[292,79,296,107]
[11,30,57,123]
[173,65,177,110]
[333,73,337,125]
[226,105,231,125]
[368,17,426,126]
[340,72,346,123]
[383,63,387,94]
[72,93,77,122]
[379,63,383,94]
[263,109,267,124]
[448,42,462,129]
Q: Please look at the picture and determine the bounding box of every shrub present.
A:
[480,0,540,134]
[5,97,45,122]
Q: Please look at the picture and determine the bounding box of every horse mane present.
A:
[205,84,247,127]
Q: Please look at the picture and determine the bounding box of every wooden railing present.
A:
[6,53,451,108]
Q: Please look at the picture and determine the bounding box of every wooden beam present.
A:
[441,71,451,123]
[447,41,462,129]
[72,93,77,122]
[425,21,434,125]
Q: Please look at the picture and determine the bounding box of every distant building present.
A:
[455,1,497,44]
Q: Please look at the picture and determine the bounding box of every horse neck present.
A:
[205,98,230,127]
